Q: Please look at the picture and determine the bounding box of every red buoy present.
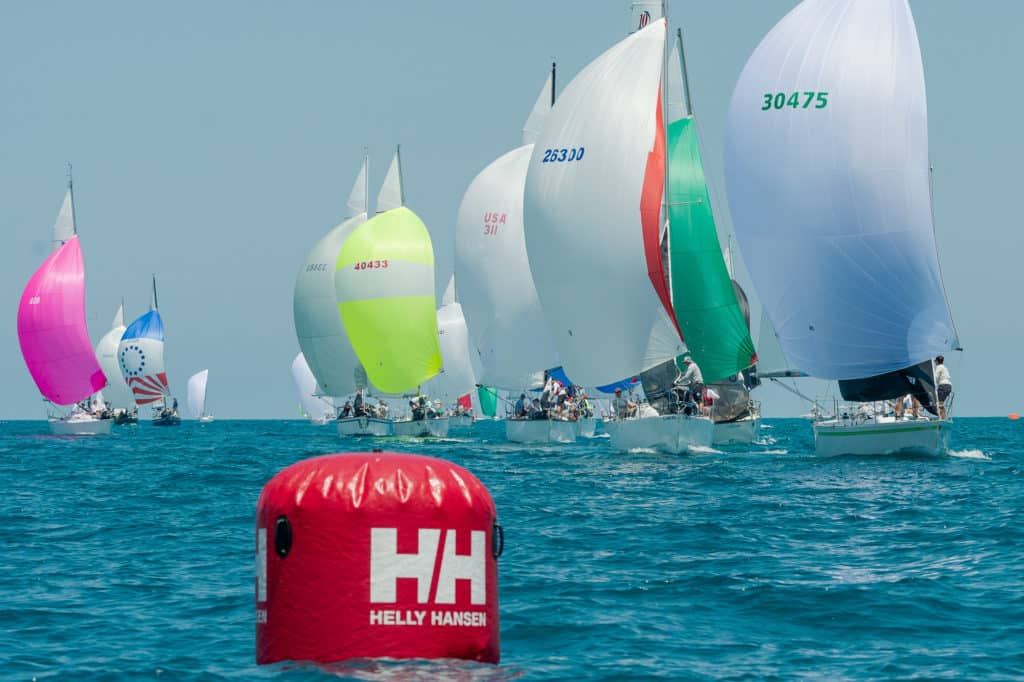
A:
[255,452,502,665]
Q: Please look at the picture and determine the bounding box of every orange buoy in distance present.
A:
[1009,413,1020,420]
[255,452,502,665]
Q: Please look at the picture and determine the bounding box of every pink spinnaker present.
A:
[17,235,107,405]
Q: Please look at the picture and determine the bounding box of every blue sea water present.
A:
[1,418,1022,680]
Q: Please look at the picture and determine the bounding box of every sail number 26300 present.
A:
[541,147,585,163]
[353,260,388,270]
[761,92,828,110]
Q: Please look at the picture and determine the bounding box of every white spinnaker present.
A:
[291,353,334,421]
[187,369,209,418]
[293,158,369,398]
[724,0,957,380]
[94,304,134,408]
[423,302,477,406]
[52,190,74,249]
[524,20,680,387]
[456,145,559,390]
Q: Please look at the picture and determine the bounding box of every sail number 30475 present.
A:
[353,260,388,270]
[541,147,585,163]
[762,92,828,110]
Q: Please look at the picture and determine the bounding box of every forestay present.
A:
[724,0,958,380]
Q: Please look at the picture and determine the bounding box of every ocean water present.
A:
[1,417,1022,680]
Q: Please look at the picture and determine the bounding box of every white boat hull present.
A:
[577,417,598,438]
[712,416,760,446]
[449,415,474,429]
[393,417,450,438]
[505,418,578,443]
[337,416,393,437]
[198,415,214,423]
[49,416,113,436]
[604,414,714,454]
[813,417,951,456]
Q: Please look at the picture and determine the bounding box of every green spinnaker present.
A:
[667,117,756,383]
[336,207,442,394]
[477,386,498,417]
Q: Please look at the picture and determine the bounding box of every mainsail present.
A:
[291,353,334,421]
[334,147,442,394]
[293,155,369,397]
[17,186,107,405]
[455,69,561,390]
[724,0,958,381]
[118,277,170,405]
[187,369,209,419]
[423,276,478,406]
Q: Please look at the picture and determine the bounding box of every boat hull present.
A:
[337,416,393,437]
[604,414,714,454]
[577,417,598,438]
[393,417,450,438]
[449,414,474,429]
[49,417,113,436]
[153,415,181,426]
[712,415,760,446]
[198,416,214,423]
[505,418,578,443]
[813,417,951,456]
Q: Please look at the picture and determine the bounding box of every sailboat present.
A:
[293,154,370,427]
[724,0,959,456]
[455,66,582,444]
[524,9,755,454]
[291,353,335,425]
[118,276,180,426]
[17,171,111,435]
[423,276,479,429]
[94,302,139,424]
[187,369,213,422]
[334,146,447,438]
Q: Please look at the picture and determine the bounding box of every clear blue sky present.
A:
[1,2,1017,418]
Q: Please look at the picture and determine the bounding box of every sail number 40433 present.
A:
[353,260,388,270]
[541,147,585,163]
[762,92,828,110]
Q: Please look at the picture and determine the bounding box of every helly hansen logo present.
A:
[370,528,486,605]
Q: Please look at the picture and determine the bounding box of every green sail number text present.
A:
[761,91,828,110]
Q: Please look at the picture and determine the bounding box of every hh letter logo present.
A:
[370,528,486,605]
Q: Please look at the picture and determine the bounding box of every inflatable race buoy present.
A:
[255,452,502,665]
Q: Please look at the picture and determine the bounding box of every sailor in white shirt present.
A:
[934,355,952,419]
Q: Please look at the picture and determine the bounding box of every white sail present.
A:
[441,274,456,307]
[521,69,553,146]
[187,369,209,419]
[94,303,134,408]
[724,0,958,380]
[291,352,334,421]
[346,155,368,218]
[456,144,560,390]
[523,20,683,387]
[756,310,805,378]
[422,302,478,406]
[376,146,404,213]
[293,160,369,398]
[52,190,75,250]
